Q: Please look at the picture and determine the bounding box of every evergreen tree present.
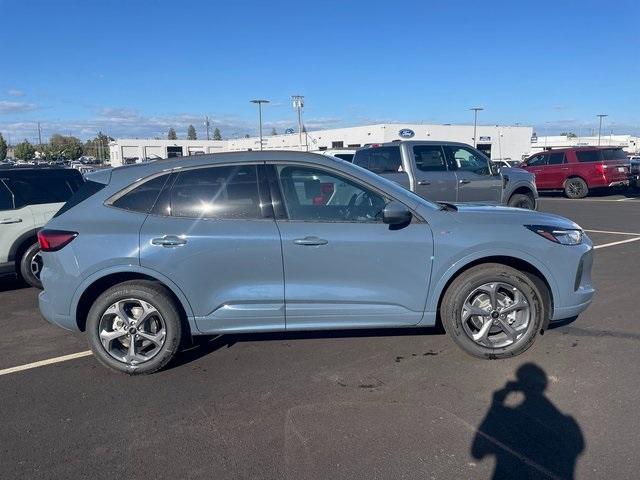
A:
[187,125,197,140]
[167,128,177,140]
[0,133,7,161]
[213,128,222,140]
[271,127,278,136]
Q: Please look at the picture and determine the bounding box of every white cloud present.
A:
[0,101,38,115]
[7,89,25,97]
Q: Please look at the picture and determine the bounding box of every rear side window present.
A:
[601,149,628,161]
[0,181,13,211]
[54,180,106,218]
[169,165,262,219]
[353,147,402,173]
[413,146,448,172]
[7,173,84,208]
[112,174,169,213]
[548,153,565,165]
[576,150,603,163]
[334,154,354,162]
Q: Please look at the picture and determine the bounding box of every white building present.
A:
[530,134,639,155]
[109,123,534,167]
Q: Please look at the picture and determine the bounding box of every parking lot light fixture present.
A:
[470,107,484,147]
[250,99,270,151]
[597,114,608,146]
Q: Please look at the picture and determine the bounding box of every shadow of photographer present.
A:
[472,363,584,479]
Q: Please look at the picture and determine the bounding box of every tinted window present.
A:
[413,146,447,172]
[112,175,169,213]
[576,150,602,163]
[602,149,628,161]
[7,172,83,207]
[353,147,402,173]
[450,146,491,175]
[0,181,13,211]
[527,154,548,167]
[548,153,565,165]
[54,180,106,217]
[334,154,354,162]
[170,165,262,219]
[277,165,388,222]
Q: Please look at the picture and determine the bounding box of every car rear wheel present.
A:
[564,177,588,199]
[440,263,545,359]
[507,193,535,210]
[86,280,182,375]
[19,241,43,289]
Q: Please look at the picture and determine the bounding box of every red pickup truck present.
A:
[521,147,630,198]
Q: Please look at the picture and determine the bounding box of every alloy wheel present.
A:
[461,282,531,348]
[98,298,167,365]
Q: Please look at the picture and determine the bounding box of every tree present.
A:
[187,124,197,140]
[271,127,278,136]
[49,134,83,160]
[14,139,35,160]
[83,131,114,161]
[167,128,177,140]
[0,133,7,161]
[560,132,577,138]
[213,128,222,140]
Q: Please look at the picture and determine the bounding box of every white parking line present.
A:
[0,350,92,376]
[585,229,640,236]
[594,237,640,250]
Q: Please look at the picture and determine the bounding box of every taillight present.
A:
[38,230,78,252]
[595,164,606,175]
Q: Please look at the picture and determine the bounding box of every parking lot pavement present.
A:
[1,197,640,479]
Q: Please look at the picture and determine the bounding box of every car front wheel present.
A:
[86,280,183,375]
[440,263,546,359]
[507,193,535,210]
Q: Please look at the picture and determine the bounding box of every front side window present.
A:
[413,145,447,172]
[450,146,491,175]
[0,181,13,211]
[527,154,548,167]
[276,165,388,222]
[576,150,602,163]
[170,165,262,219]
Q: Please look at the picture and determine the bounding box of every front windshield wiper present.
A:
[437,202,458,212]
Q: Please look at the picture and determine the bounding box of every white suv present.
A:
[0,168,84,288]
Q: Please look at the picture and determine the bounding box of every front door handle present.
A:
[459,179,471,185]
[0,218,22,224]
[151,235,187,247]
[293,236,328,246]
[417,180,431,185]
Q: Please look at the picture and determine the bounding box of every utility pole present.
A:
[250,99,269,151]
[37,122,43,153]
[597,114,608,146]
[292,95,304,151]
[470,107,483,147]
[205,116,211,140]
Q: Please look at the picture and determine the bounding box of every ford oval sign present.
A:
[398,128,415,138]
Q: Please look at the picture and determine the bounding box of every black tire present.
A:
[86,280,183,375]
[19,241,43,289]
[564,177,588,199]
[507,193,535,210]
[440,263,546,359]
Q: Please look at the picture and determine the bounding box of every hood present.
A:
[450,203,582,230]
[501,166,534,182]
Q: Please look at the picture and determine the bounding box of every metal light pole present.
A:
[250,99,270,150]
[597,114,607,146]
[291,95,305,151]
[470,107,483,147]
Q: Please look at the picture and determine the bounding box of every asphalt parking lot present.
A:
[1,195,639,480]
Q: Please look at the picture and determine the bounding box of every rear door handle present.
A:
[417,180,431,185]
[151,235,187,247]
[458,179,471,185]
[293,236,328,246]
[0,218,22,224]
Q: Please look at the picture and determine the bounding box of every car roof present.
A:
[0,167,82,176]
[529,146,624,155]
[358,140,473,149]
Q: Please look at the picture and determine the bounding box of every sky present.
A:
[0,0,639,143]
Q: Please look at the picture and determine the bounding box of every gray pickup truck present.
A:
[352,141,538,209]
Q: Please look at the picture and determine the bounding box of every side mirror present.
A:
[383,201,412,225]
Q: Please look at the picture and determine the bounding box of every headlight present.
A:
[525,225,583,245]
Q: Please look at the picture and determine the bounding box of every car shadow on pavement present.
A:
[169,326,445,370]
[471,363,585,480]
[0,276,30,293]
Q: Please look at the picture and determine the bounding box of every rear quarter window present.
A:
[601,149,628,161]
[111,174,170,214]
[575,150,603,163]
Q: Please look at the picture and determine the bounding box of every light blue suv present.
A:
[38,151,595,374]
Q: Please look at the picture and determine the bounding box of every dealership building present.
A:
[529,134,639,155]
[108,123,534,167]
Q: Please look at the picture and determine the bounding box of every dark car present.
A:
[521,147,630,198]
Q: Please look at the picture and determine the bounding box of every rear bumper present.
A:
[607,180,629,188]
[38,290,77,331]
